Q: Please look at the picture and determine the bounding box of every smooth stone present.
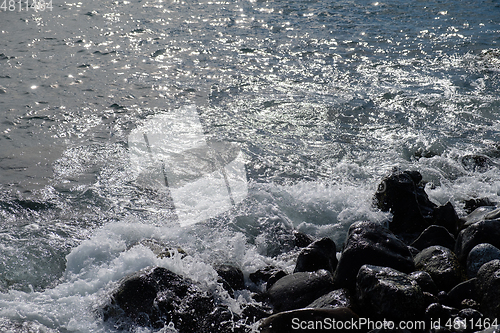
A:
[294,237,337,274]
[446,278,477,308]
[410,225,455,252]
[374,169,433,234]
[463,198,496,214]
[455,219,500,264]
[461,154,494,173]
[334,221,415,291]
[268,270,335,313]
[414,246,465,292]
[462,206,497,228]
[306,288,352,309]
[259,307,361,333]
[356,265,425,322]
[424,303,459,323]
[466,243,500,278]
[102,267,215,332]
[293,230,314,248]
[409,271,439,295]
[215,264,245,292]
[432,202,461,236]
[475,259,500,320]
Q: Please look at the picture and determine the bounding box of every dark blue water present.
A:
[0,0,499,331]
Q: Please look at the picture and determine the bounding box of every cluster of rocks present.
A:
[101,169,500,333]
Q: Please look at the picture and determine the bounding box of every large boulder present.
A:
[306,288,352,309]
[414,246,465,292]
[374,170,433,234]
[334,221,415,291]
[475,259,500,320]
[215,264,245,295]
[374,169,460,236]
[102,267,224,332]
[294,237,337,274]
[410,225,455,252]
[356,265,425,322]
[466,243,500,278]
[455,219,500,264]
[409,271,439,295]
[267,270,335,313]
[259,307,361,333]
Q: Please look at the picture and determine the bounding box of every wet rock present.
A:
[455,219,500,264]
[432,202,461,236]
[306,288,352,309]
[414,246,465,292]
[374,169,434,234]
[464,198,496,214]
[356,265,425,322]
[267,270,335,313]
[250,266,282,285]
[446,278,477,309]
[293,230,314,248]
[334,221,415,291]
[475,259,500,320]
[259,307,361,333]
[215,264,245,293]
[458,308,483,328]
[294,237,337,274]
[466,243,500,278]
[266,270,287,291]
[410,225,455,251]
[461,154,494,173]
[424,303,459,326]
[102,267,217,332]
[409,271,439,295]
[462,206,497,228]
[241,303,273,323]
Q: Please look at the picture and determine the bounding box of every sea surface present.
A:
[1,0,500,331]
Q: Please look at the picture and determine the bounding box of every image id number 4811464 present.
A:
[1,0,53,11]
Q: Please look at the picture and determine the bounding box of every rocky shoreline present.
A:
[100,169,500,332]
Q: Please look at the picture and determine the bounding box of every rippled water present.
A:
[1,0,500,331]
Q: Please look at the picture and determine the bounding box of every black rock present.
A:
[410,225,456,252]
[475,259,500,320]
[461,154,494,172]
[241,303,273,324]
[294,237,337,274]
[409,271,439,295]
[267,270,335,313]
[266,270,287,291]
[466,243,500,278]
[414,246,465,292]
[455,219,500,264]
[102,267,217,332]
[334,221,415,291]
[259,307,361,333]
[462,206,498,228]
[446,278,477,309]
[432,202,461,236]
[424,303,459,325]
[250,266,282,285]
[293,230,314,248]
[306,288,352,309]
[356,265,425,322]
[374,169,434,234]
[464,198,496,214]
[215,264,245,292]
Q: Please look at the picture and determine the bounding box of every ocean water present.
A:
[1,0,500,331]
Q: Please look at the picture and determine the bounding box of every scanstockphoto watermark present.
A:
[291,317,426,331]
[291,317,499,331]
